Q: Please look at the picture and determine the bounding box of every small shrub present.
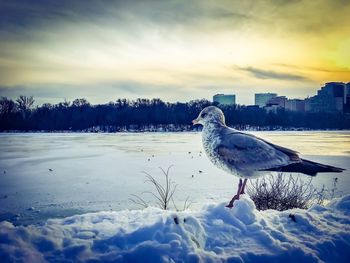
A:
[247,173,341,211]
[314,177,340,205]
[130,166,191,211]
[247,173,316,211]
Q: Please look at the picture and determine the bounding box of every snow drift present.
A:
[1,195,350,263]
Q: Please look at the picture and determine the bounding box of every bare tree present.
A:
[0,97,16,115]
[58,98,71,108]
[72,98,90,107]
[16,95,35,119]
[16,95,35,111]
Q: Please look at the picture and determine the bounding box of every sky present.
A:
[0,0,349,105]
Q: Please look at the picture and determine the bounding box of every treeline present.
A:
[0,96,349,131]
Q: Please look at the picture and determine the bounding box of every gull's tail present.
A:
[264,159,345,176]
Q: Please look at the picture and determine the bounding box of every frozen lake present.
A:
[1,131,349,225]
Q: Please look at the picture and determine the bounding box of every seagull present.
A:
[192,106,345,208]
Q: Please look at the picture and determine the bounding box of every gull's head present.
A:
[192,106,225,126]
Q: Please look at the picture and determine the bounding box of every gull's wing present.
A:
[215,127,300,171]
[247,133,301,162]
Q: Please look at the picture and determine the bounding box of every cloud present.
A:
[273,63,350,74]
[0,0,250,34]
[1,0,349,41]
[238,66,308,81]
[0,0,349,104]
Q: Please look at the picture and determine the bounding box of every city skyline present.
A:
[0,0,350,105]
[4,81,349,108]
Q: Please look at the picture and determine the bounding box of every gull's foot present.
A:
[225,194,240,208]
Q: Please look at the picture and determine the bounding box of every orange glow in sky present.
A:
[0,0,349,104]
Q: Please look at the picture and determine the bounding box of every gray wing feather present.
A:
[253,135,300,162]
[241,132,301,162]
[215,128,297,171]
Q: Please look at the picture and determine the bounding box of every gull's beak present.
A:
[192,118,199,125]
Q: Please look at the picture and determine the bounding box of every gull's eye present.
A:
[201,113,207,118]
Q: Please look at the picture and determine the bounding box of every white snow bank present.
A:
[1,195,350,263]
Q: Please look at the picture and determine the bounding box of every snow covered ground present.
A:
[0,131,349,225]
[1,194,350,262]
[0,131,350,262]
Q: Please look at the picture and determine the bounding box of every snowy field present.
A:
[1,131,350,262]
[0,131,349,226]
[1,194,350,262]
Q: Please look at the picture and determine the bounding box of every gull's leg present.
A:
[240,179,248,195]
[226,179,243,208]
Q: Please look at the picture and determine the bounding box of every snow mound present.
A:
[1,195,350,263]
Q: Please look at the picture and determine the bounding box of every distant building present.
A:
[266,96,287,107]
[285,99,305,112]
[255,93,277,108]
[305,82,346,113]
[213,94,236,105]
[265,96,287,112]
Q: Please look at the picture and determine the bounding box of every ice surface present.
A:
[1,194,350,262]
[0,131,349,225]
